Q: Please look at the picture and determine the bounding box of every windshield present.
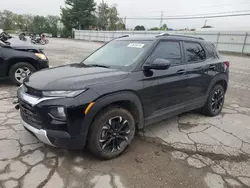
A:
[83,40,152,68]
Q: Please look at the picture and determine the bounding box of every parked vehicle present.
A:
[0,32,12,44]
[19,33,27,41]
[16,34,229,159]
[30,34,49,45]
[0,39,49,85]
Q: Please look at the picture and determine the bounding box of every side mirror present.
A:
[143,59,171,70]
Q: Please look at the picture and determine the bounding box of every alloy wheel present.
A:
[14,67,31,83]
[99,116,131,153]
[211,89,224,112]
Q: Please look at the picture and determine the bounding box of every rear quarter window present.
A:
[204,42,218,58]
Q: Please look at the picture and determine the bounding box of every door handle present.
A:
[209,65,216,70]
[177,69,186,75]
[194,66,203,70]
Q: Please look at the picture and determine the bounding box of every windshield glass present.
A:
[83,40,152,67]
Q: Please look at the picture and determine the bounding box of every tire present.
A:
[9,62,36,85]
[202,84,225,117]
[88,106,136,160]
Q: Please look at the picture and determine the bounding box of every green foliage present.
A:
[108,6,119,30]
[0,10,60,37]
[134,25,145,31]
[150,27,159,31]
[160,24,168,30]
[0,10,15,30]
[96,2,123,30]
[96,0,109,30]
[61,0,96,31]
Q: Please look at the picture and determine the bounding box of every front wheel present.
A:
[88,106,135,160]
[9,62,36,85]
[202,84,225,116]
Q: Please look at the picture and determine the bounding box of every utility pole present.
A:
[203,20,207,27]
[159,11,163,29]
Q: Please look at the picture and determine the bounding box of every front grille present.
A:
[19,100,42,129]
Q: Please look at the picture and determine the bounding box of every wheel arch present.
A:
[81,91,144,140]
[206,73,228,95]
[6,58,37,76]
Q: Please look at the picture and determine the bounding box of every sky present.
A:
[1,0,250,30]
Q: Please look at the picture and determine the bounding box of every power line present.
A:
[126,12,250,20]
[156,10,250,18]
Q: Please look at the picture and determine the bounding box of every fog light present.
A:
[49,107,66,121]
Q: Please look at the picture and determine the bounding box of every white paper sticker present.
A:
[127,43,145,48]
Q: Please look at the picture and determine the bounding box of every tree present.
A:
[61,0,96,31]
[108,5,119,30]
[32,16,48,35]
[116,18,126,30]
[160,23,168,30]
[202,25,213,28]
[150,27,159,31]
[46,15,60,37]
[96,0,109,30]
[0,10,15,30]
[13,14,24,30]
[22,14,34,32]
[134,25,145,31]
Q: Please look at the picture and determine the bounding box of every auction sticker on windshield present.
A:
[127,43,145,48]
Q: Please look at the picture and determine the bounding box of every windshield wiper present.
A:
[86,64,110,68]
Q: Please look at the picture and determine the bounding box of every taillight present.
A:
[224,61,230,68]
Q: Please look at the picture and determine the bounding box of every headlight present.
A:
[35,53,47,60]
[42,89,86,97]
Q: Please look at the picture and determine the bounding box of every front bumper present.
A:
[21,119,56,147]
[37,59,49,70]
[17,86,99,149]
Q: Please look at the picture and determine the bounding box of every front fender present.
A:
[81,91,144,141]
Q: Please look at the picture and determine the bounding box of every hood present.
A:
[8,38,43,50]
[24,64,129,90]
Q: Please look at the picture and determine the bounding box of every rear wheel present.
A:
[202,84,225,116]
[9,62,36,85]
[88,106,135,160]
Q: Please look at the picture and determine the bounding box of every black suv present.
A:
[17,34,229,159]
[0,37,49,85]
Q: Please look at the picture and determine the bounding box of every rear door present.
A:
[184,41,212,100]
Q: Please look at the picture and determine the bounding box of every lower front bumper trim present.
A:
[21,120,56,147]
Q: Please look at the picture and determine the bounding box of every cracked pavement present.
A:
[1,39,250,188]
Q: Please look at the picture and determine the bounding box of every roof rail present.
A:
[156,33,204,40]
[117,35,129,39]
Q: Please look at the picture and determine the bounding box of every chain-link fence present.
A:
[74,30,250,54]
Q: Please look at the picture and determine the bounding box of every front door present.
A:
[140,40,189,119]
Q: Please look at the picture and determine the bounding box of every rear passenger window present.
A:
[184,42,206,62]
[204,43,218,58]
[150,41,182,65]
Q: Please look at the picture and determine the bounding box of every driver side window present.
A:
[150,41,182,65]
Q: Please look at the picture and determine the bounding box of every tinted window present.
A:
[150,41,182,65]
[204,42,217,58]
[184,42,206,62]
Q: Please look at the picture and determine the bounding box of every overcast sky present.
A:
[1,0,250,30]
